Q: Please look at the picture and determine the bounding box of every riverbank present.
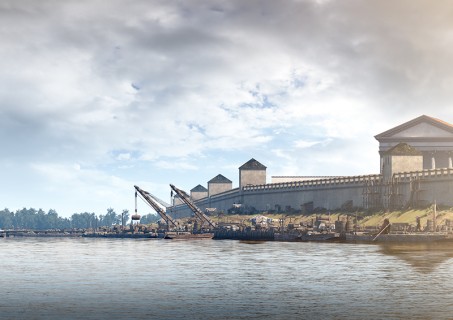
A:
[211,207,453,229]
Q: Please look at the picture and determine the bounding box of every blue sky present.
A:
[2,0,453,217]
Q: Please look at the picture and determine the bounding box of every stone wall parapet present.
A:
[242,174,382,192]
[393,168,453,181]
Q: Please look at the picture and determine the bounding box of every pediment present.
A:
[391,122,453,138]
[375,115,453,140]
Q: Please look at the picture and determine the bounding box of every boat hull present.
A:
[164,232,213,240]
[345,233,453,243]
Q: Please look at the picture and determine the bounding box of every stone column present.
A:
[431,155,436,169]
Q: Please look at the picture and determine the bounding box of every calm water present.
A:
[1,238,453,319]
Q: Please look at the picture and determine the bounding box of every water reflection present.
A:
[2,238,453,319]
[377,242,453,273]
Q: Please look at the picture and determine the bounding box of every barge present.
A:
[344,232,453,243]
[275,231,340,242]
[82,232,160,239]
[164,232,213,240]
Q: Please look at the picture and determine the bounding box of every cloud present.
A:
[294,139,328,149]
[1,0,453,215]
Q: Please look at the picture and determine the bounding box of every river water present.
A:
[1,238,453,319]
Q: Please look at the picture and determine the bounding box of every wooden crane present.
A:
[134,185,178,230]
[170,184,216,230]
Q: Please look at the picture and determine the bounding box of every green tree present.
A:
[46,209,59,228]
[71,212,97,229]
[102,208,118,226]
[14,208,38,229]
[71,213,84,228]
[36,209,47,230]
[0,208,14,229]
[140,213,159,224]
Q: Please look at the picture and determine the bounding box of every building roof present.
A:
[375,115,453,140]
[382,142,422,156]
[191,184,208,192]
[208,174,232,184]
[239,158,267,170]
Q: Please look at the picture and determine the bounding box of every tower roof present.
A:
[239,158,267,170]
[208,174,232,184]
[382,142,422,156]
[191,184,208,192]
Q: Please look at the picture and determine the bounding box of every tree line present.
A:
[0,207,160,230]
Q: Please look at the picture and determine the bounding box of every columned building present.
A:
[375,115,453,171]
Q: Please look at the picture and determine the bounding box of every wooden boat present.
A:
[275,231,340,242]
[82,232,160,239]
[344,232,453,243]
[164,232,213,240]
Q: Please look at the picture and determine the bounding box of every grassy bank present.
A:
[211,207,453,229]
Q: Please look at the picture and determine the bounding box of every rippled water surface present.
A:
[1,238,453,319]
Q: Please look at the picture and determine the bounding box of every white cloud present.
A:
[294,139,327,149]
[116,153,131,161]
[29,162,135,215]
[1,0,453,216]
[155,160,199,171]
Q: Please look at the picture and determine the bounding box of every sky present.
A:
[1,0,453,218]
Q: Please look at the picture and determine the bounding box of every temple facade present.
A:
[375,115,453,171]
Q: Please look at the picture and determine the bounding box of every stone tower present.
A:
[239,158,267,188]
[207,174,232,197]
[381,142,423,182]
[190,184,208,200]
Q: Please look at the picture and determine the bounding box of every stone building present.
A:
[381,142,423,182]
[375,115,453,170]
[170,115,453,216]
[239,158,267,188]
[172,194,184,206]
[190,184,208,201]
[208,174,232,197]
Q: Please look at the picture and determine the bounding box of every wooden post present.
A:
[372,223,390,241]
[433,200,437,232]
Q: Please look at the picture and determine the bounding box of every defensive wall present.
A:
[169,174,382,217]
[169,168,453,218]
[381,168,453,209]
[168,116,453,218]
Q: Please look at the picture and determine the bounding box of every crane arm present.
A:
[170,184,216,229]
[148,193,171,208]
[134,185,178,228]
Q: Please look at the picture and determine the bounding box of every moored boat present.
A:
[164,232,213,240]
[82,232,160,239]
[344,232,453,243]
[275,231,340,242]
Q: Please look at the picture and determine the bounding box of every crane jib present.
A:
[169,184,216,229]
[134,185,178,228]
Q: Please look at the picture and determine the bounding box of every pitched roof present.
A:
[208,174,232,184]
[375,115,453,140]
[191,184,208,192]
[382,142,422,156]
[239,158,267,170]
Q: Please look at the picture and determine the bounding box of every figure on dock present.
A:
[379,218,391,235]
[415,216,421,232]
